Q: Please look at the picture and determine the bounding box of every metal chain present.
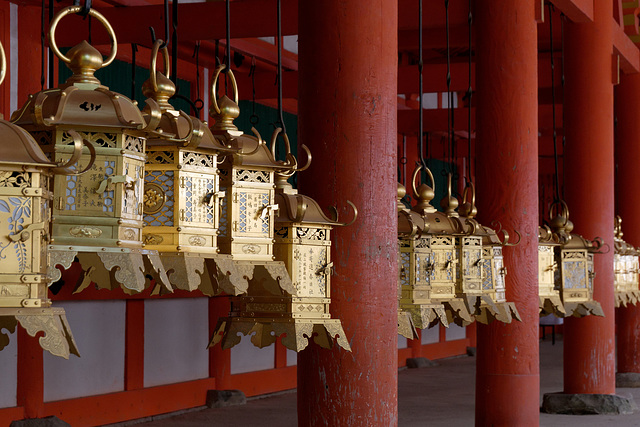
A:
[418,0,427,170]
[548,3,561,203]
[249,57,259,125]
[466,0,472,184]
[561,12,566,200]
[276,0,286,134]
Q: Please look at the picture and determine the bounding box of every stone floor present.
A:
[113,337,640,426]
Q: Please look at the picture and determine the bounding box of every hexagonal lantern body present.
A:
[538,226,565,316]
[397,183,450,336]
[0,113,78,359]
[12,7,170,294]
[139,43,241,296]
[613,216,640,307]
[559,234,603,316]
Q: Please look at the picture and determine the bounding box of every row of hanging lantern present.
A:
[397,164,521,340]
[613,216,640,307]
[0,3,354,357]
[537,200,605,317]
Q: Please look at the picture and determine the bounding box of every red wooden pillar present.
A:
[614,73,640,375]
[296,0,398,425]
[562,0,616,396]
[474,1,539,425]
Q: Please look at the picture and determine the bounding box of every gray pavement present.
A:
[115,338,640,426]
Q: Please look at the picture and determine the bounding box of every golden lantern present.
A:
[210,132,354,351]
[540,201,604,317]
[404,166,475,327]
[538,225,565,316]
[397,181,450,337]
[613,216,639,307]
[140,41,243,296]
[0,40,79,359]
[12,6,170,294]
[207,66,292,284]
[457,182,520,324]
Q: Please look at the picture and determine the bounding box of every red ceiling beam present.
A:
[612,17,640,73]
[52,0,298,47]
[551,0,594,23]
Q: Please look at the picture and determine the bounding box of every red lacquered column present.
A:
[614,72,640,375]
[474,1,540,425]
[563,0,615,395]
[296,0,398,425]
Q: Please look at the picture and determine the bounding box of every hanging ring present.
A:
[549,199,569,224]
[149,39,171,92]
[0,40,6,87]
[461,181,476,210]
[411,163,435,198]
[210,64,239,116]
[49,6,117,67]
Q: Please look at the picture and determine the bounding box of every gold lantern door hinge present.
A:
[8,222,46,242]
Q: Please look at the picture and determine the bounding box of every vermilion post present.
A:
[296,0,398,425]
[563,0,615,395]
[614,73,640,374]
[474,1,540,425]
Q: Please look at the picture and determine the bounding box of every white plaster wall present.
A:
[398,335,408,349]
[422,326,440,345]
[445,324,466,341]
[286,348,297,366]
[0,330,18,408]
[144,298,209,388]
[44,301,125,402]
[230,335,275,375]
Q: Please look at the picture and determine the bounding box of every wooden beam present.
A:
[52,0,298,47]
[612,17,640,73]
[551,0,594,23]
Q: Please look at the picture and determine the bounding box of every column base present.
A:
[541,392,636,415]
[617,372,640,388]
[405,357,438,369]
[206,389,247,408]
[10,416,71,427]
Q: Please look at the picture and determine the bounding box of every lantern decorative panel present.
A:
[139,41,243,296]
[401,166,474,328]
[210,130,354,352]
[397,182,450,337]
[456,182,520,324]
[538,225,565,316]
[614,216,640,307]
[12,6,170,294]
[0,39,79,358]
[538,200,604,318]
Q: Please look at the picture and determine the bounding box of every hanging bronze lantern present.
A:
[538,225,565,316]
[457,182,520,324]
[542,200,604,317]
[140,40,243,296]
[613,216,639,307]
[206,66,293,285]
[397,179,450,337]
[211,131,354,351]
[404,165,475,327]
[0,40,79,359]
[12,6,170,294]
[209,128,355,351]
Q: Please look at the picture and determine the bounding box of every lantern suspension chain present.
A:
[561,12,566,200]
[548,3,561,203]
[249,56,259,125]
[48,0,54,88]
[131,43,137,100]
[225,0,232,72]
[40,0,45,89]
[445,0,455,175]
[192,41,204,118]
[276,0,286,134]
[171,0,178,86]
[466,0,472,184]
[418,0,427,170]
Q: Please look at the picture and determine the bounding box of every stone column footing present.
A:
[405,357,438,369]
[617,372,640,388]
[10,416,71,427]
[206,389,247,408]
[541,392,636,415]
